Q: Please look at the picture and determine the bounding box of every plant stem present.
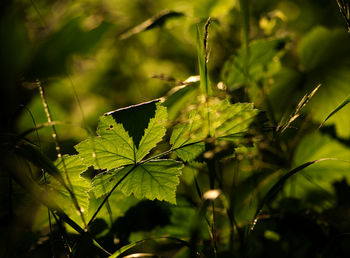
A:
[37,81,86,227]
[86,164,138,228]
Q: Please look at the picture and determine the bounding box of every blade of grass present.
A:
[319,94,350,128]
[277,84,321,133]
[196,18,212,95]
[109,237,196,258]
[249,158,349,231]
[336,0,350,33]
[119,10,184,40]
[3,157,111,255]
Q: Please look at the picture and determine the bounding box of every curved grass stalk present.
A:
[249,158,350,232]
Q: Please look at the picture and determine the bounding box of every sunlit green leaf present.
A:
[287,132,350,199]
[319,94,350,128]
[222,38,288,89]
[75,116,135,170]
[170,97,258,161]
[299,26,350,138]
[135,104,167,161]
[170,120,205,162]
[52,155,90,219]
[76,101,167,169]
[92,160,183,204]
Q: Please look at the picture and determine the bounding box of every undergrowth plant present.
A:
[2,0,350,257]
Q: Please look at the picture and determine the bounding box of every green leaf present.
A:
[28,17,110,78]
[92,160,183,204]
[75,116,135,170]
[299,27,350,71]
[163,83,199,121]
[170,121,205,162]
[298,27,350,138]
[170,97,258,161]
[0,11,31,86]
[288,132,350,199]
[135,104,167,161]
[221,38,288,89]
[53,155,90,220]
[319,94,350,128]
[250,159,330,231]
[119,10,184,40]
[75,101,167,169]
[107,100,160,148]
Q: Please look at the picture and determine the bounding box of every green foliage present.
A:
[298,27,350,138]
[52,155,90,222]
[222,37,288,89]
[28,17,111,78]
[76,101,184,204]
[289,132,350,199]
[92,160,183,204]
[76,101,167,169]
[170,97,258,161]
[3,0,350,257]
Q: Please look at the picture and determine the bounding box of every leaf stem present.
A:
[86,164,138,228]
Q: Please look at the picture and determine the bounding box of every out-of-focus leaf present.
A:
[0,11,31,86]
[17,96,68,135]
[163,82,199,121]
[267,67,303,119]
[52,155,90,220]
[250,132,350,230]
[288,132,350,199]
[87,190,139,227]
[76,100,167,169]
[299,27,350,70]
[92,160,183,204]
[14,141,63,182]
[193,0,236,18]
[28,17,111,78]
[221,37,288,89]
[298,27,350,137]
[120,10,184,40]
[250,158,333,231]
[319,94,350,128]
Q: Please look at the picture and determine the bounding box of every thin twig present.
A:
[37,80,86,226]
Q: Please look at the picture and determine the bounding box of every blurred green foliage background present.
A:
[1,0,350,257]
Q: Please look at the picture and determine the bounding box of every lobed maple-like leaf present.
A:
[75,100,167,170]
[76,100,183,204]
[92,160,183,204]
